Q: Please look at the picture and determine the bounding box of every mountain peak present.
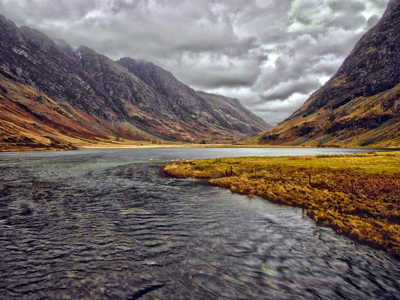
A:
[117,56,195,100]
[118,55,269,133]
[19,26,56,51]
[76,45,100,57]
[0,14,17,30]
[117,58,176,83]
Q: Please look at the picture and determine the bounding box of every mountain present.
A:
[0,15,269,150]
[259,0,400,148]
[117,58,268,140]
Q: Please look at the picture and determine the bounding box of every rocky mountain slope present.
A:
[118,58,267,139]
[0,15,269,150]
[259,0,400,147]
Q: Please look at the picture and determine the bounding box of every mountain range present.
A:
[258,0,400,148]
[2,0,400,151]
[0,14,269,150]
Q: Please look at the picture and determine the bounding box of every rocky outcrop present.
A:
[0,14,269,147]
[259,0,400,148]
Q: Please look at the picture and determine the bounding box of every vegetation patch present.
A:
[163,152,400,257]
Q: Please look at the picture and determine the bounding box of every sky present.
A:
[0,0,388,124]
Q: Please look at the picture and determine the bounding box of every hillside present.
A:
[259,0,400,148]
[0,74,145,151]
[0,15,269,150]
[117,58,269,142]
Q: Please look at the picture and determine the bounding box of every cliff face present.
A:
[260,0,400,147]
[0,15,269,150]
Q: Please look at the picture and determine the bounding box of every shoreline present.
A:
[163,152,400,258]
[80,144,333,149]
[2,142,398,152]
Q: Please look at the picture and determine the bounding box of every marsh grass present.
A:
[163,151,400,257]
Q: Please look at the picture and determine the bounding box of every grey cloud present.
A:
[328,14,366,30]
[262,78,321,101]
[251,93,311,124]
[368,0,388,9]
[310,56,344,75]
[173,52,262,89]
[328,1,366,13]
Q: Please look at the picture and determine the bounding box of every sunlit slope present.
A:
[0,75,130,151]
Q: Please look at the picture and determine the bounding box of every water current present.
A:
[0,148,399,299]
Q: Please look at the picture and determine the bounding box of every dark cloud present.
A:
[262,78,322,101]
[0,0,387,124]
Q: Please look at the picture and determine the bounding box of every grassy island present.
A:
[163,151,400,257]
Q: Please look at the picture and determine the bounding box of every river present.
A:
[0,148,399,299]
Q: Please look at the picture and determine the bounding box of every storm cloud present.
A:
[0,0,388,124]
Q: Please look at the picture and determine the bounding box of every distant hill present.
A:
[0,15,269,150]
[259,0,400,148]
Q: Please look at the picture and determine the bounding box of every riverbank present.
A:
[80,143,312,149]
[163,151,400,257]
[0,142,329,152]
[0,144,78,152]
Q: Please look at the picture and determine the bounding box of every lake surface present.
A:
[0,148,399,299]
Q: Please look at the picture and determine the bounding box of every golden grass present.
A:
[163,151,400,257]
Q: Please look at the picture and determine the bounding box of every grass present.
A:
[163,151,400,257]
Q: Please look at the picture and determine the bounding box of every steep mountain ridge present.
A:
[118,58,268,136]
[259,0,400,147]
[0,14,269,149]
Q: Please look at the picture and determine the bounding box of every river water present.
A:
[0,148,399,299]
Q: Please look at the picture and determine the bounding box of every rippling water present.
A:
[0,148,399,299]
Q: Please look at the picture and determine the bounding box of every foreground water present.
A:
[0,148,399,299]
